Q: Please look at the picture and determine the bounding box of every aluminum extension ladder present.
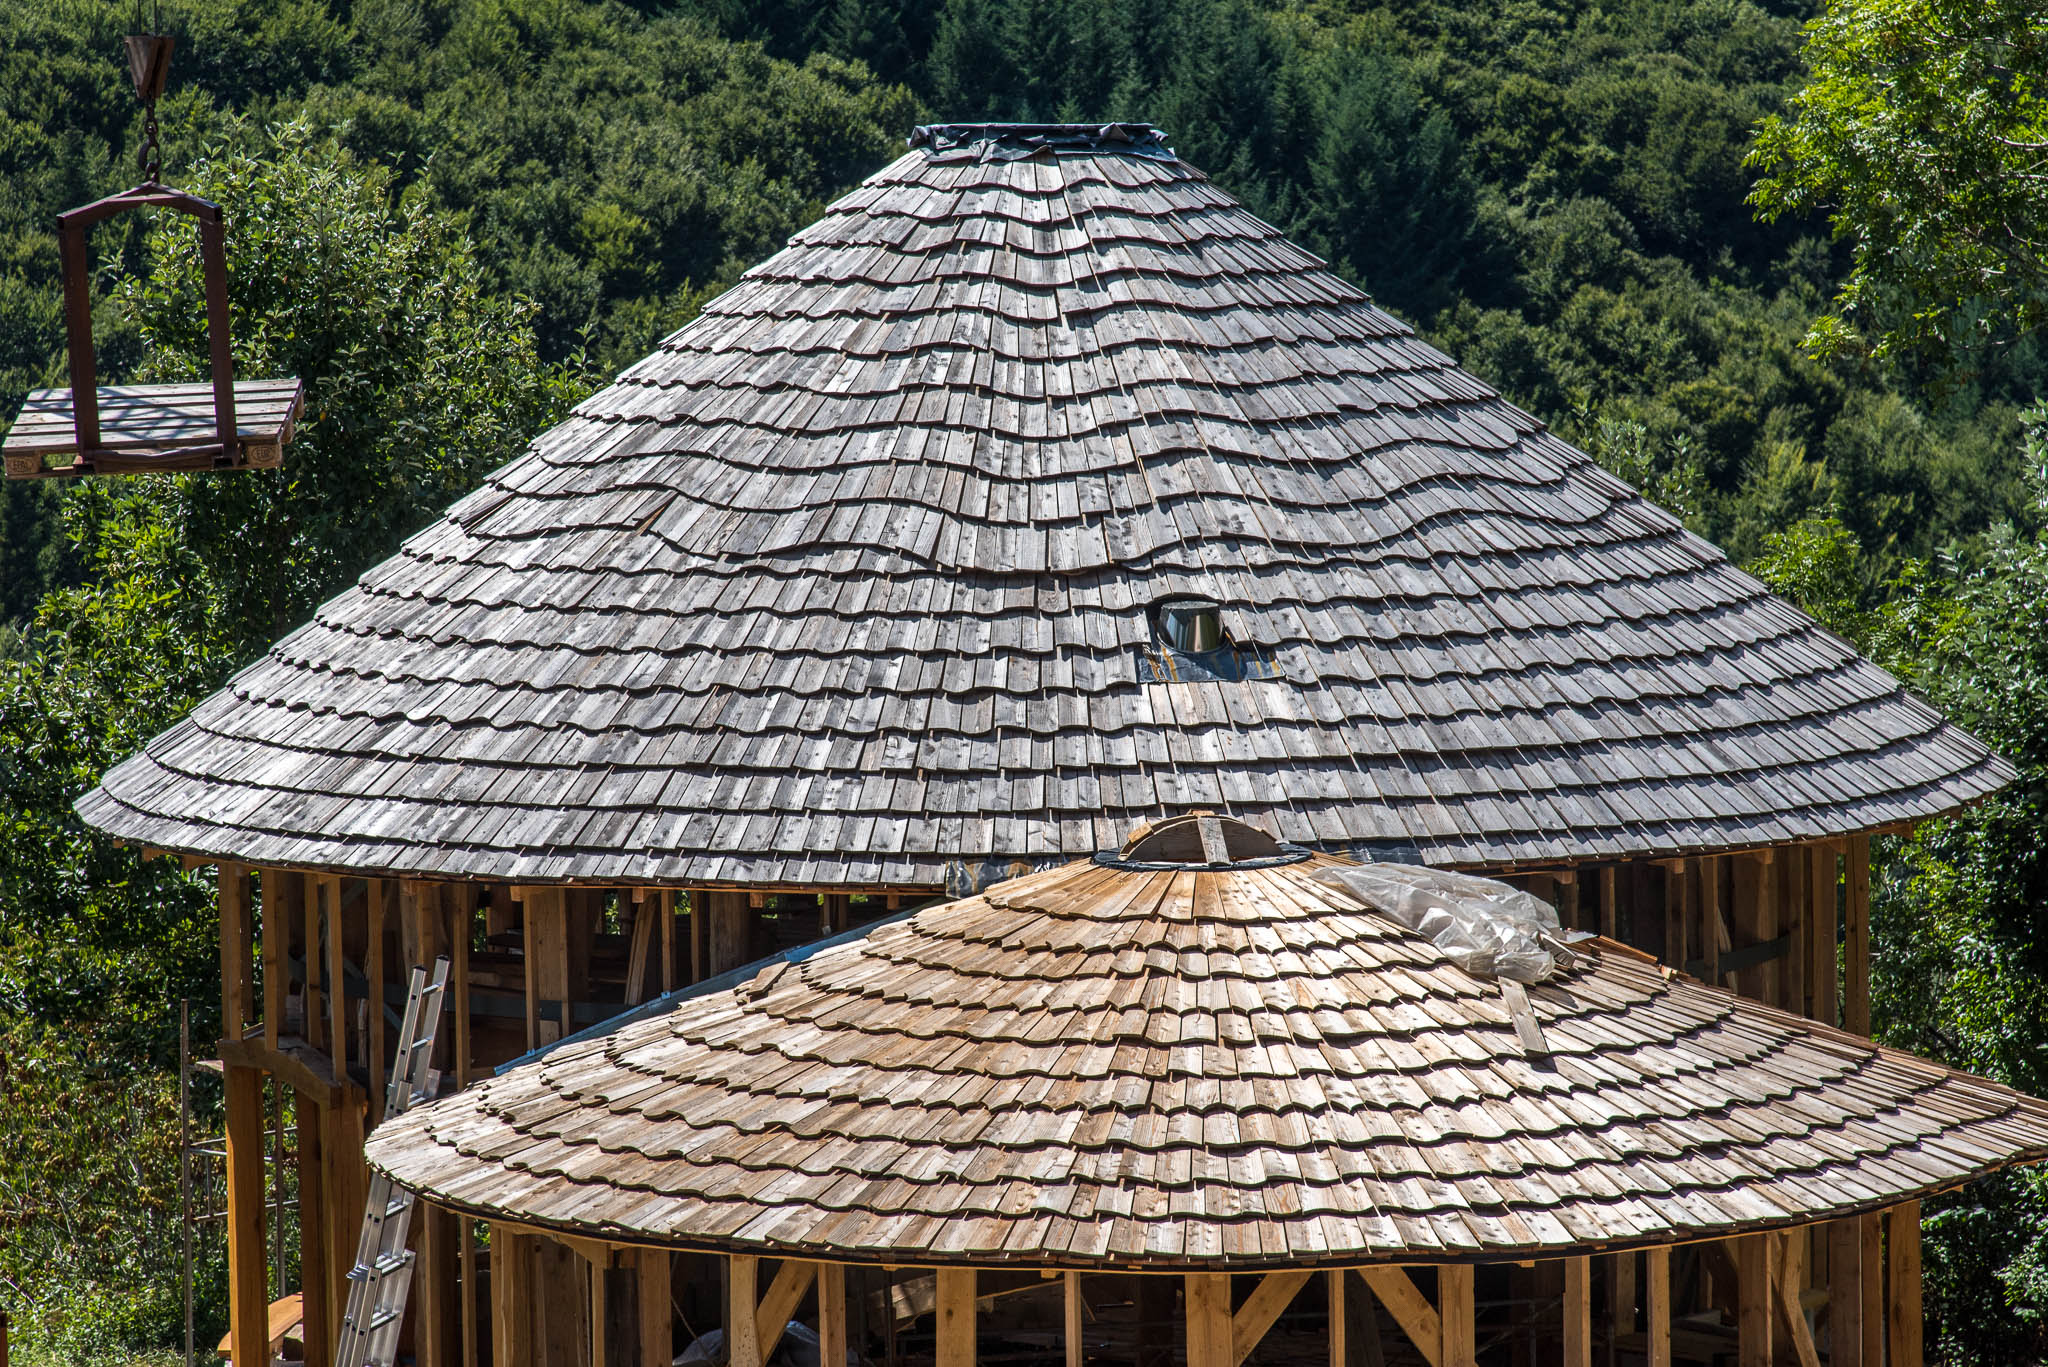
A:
[334,956,451,1367]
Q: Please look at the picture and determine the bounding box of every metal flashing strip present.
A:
[493,902,927,1076]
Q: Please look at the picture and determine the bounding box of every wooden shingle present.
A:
[78,125,2013,888]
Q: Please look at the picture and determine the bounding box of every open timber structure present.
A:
[80,123,2032,1367]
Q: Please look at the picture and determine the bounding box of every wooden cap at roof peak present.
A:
[366,838,2048,1269]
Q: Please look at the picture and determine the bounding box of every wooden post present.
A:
[659,890,678,995]
[493,1227,535,1367]
[1780,848,1806,1016]
[1827,1218,1864,1367]
[304,875,326,1052]
[688,889,705,984]
[1660,861,1687,970]
[816,1262,844,1367]
[1439,1266,1475,1367]
[220,864,255,1033]
[536,1238,587,1367]
[460,1218,480,1367]
[708,890,753,976]
[417,1206,461,1367]
[1185,1274,1231,1367]
[1845,835,1871,1035]
[322,875,348,1070]
[1810,844,1839,1026]
[728,1255,762,1367]
[1701,857,1725,986]
[1064,1272,1084,1367]
[526,888,569,1047]
[367,880,389,1123]
[1860,1214,1884,1367]
[1610,1249,1636,1354]
[1598,866,1618,939]
[325,1098,367,1349]
[1889,1203,1922,1367]
[296,1089,331,1367]
[1558,871,1581,931]
[223,1066,268,1367]
[936,1269,977,1367]
[262,869,296,1048]
[1325,1270,1345,1367]
[1645,1247,1670,1367]
[1735,1236,1773,1367]
[1562,1258,1591,1367]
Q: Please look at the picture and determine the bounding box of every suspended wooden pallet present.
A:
[3,37,302,480]
[4,378,301,478]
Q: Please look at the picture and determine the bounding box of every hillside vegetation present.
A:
[0,0,2044,1361]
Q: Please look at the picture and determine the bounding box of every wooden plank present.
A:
[689,889,705,984]
[1776,1233,1821,1367]
[1357,1268,1440,1367]
[936,1268,977,1367]
[492,1227,535,1367]
[296,1089,330,1367]
[1231,1270,1310,1366]
[1827,1218,1863,1367]
[1598,866,1617,939]
[1888,1203,1922,1367]
[757,1259,818,1362]
[219,863,254,1032]
[1845,835,1871,1035]
[1065,1272,1084,1367]
[816,1262,844,1367]
[1562,1258,1590,1367]
[729,1256,762,1367]
[1438,1266,1475,1367]
[223,1065,269,1367]
[592,1253,613,1367]
[1186,1274,1232,1367]
[1735,1236,1772,1367]
[1645,1246,1671,1367]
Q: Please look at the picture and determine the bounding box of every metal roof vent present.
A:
[1156,598,1223,654]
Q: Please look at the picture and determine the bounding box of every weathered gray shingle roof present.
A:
[78,124,2013,889]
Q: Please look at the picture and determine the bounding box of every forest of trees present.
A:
[1,0,2044,1362]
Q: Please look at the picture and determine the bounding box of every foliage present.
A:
[1750,0,2048,376]
[0,123,583,1358]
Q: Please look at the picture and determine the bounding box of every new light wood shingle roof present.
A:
[79,123,2012,889]
[364,821,2048,1266]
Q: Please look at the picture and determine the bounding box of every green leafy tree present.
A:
[1749,0,2048,373]
[0,124,582,1357]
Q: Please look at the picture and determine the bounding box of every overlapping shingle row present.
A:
[79,126,2012,887]
[366,841,2048,1264]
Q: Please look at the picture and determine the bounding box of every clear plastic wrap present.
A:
[1313,863,1571,982]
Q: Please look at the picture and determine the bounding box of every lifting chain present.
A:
[136,98,162,184]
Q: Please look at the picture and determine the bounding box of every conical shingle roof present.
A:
[79,124,2012,888]
[364,817,2048,1266]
